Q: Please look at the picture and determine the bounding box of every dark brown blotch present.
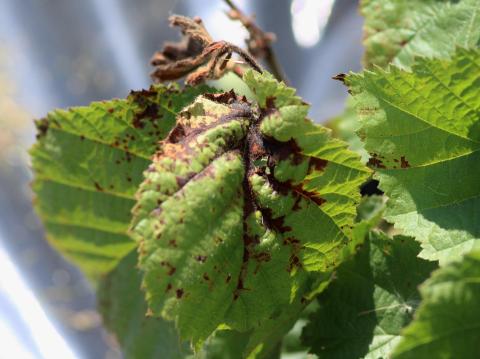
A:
[94,182,103,191]
[260,208,292,233]
[35,118,50,139]
[308,157,328,172]
[194,255,207,263]
[367,153,386,169]
[332,73,347,84]
[400,156,410,168]
[176,288,184,298]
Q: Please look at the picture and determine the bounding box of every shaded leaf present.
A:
[98,250,192,358]
[130,70,370,346]
[302,232,437,359]
[31,83,211,279]
[348,48,480,264]
[392,249,480,358]
[326,98,368,163]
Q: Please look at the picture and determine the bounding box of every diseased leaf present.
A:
[362,0,480,69]
[130,70,370,346]
[302,232,437,359]
[348,48,480,264]
[98,250,192,359]
[30,83,212,279]
[392,249,480,358]
[332,0,480,175]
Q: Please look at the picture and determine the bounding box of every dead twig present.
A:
[150,15,262,85]
[224,0,288,84]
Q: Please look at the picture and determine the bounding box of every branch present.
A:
[224,0,288,84]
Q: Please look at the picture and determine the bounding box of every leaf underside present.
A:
[348,48,480,264]
[130,70,370,347]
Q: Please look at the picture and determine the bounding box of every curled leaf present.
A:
[151,15,262,85]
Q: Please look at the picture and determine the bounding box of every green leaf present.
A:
[31,84,211,279]
[362,0,480,69]
[130,71,371,346]
[348,48,480,265]
[333,0,480,176]
[98,250,192,359]
[301,231,437,359]
[327,98,368,163]
[392,249,480,358]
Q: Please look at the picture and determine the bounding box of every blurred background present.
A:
[0,0,362,358]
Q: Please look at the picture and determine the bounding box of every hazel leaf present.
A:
[348,48,480,265]
[131,71,371,346]
[392,248,480,358]
[362,0,480,69]
[30,83,212,279]
[301,232,437,359]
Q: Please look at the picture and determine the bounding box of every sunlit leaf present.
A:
[348,48,480,264]
[130,70,370,346]
[362,0,480,68]
[31,84,211,279]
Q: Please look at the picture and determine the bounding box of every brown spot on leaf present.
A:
[283,237,300,245]
[265,96,276,109]
[176,176,188,187]
[176,289,184,298]
[160,261,176,275]
[261,208,292,233]
[332,73,347,84]
[166,124,186,143]
[291,184,326,207]
[133,103,159,129]
[35,118,50,139]
[308,157,328,172]
[292,196,302,211]
[367,153,386,169]
[204,89,237,104]
[94,182,103,191]
[400,156,410,168]
[287,254,301,272]
[194,255,207,263]
[263,137,303,164]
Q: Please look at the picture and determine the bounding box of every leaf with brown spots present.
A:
[130,70,370,349]
[30,82,213,279]
[349,49,480,265]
